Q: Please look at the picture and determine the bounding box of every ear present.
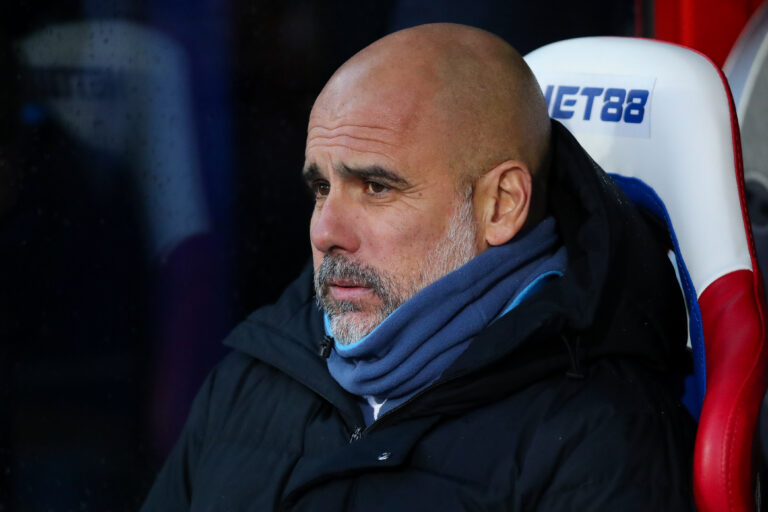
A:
[474,160,532,248]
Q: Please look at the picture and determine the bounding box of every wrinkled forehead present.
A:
[305,90,441,176]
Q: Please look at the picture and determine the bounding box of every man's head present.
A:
[305,23,551,344]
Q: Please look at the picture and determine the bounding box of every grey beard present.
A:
[314,188,478,345]
[314,254,406,343]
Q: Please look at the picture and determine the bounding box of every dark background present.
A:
[0,1,635,510]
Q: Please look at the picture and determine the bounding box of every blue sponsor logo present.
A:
[544,85,650,124]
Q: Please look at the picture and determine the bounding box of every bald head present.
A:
[309,23,551,191]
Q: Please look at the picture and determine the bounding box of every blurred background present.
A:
[0,0,762,510]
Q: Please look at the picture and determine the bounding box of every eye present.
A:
[311,180,330,198]
[365,181,389,194]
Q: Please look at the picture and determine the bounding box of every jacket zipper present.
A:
[351,379,451,440]
[349,426,363,442]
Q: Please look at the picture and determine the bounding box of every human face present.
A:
[305,93,479,343]
[314,189,477,343]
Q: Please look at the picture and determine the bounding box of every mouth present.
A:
[327,279,374,301]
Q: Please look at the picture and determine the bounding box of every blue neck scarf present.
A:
[325,217,567,422]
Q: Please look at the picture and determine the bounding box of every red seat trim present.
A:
[695,270,768,511]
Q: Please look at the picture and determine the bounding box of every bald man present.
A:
[142,24,695,511]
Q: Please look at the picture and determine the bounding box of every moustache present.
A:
[314,254,388,300]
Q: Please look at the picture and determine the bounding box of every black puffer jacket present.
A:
[142,122,696,511]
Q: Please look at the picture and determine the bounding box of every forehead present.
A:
[308,86,420,140]
[305,81,441,175]
[305,125,400,174]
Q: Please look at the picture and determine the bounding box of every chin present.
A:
[330,311,381,345]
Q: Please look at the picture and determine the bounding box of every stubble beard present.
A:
[314,189,478,345]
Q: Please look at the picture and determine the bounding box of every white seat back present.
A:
[526,37,751,297]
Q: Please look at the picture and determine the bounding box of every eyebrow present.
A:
[302,163,323,183]
[302,163,410,187]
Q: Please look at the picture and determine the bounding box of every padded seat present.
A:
[526,36,768,512]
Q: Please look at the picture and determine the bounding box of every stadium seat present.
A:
[526,37,768,512]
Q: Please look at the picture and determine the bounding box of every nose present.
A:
[310,191,361,256]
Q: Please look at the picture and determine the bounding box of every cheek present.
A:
[366,213,447,265]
